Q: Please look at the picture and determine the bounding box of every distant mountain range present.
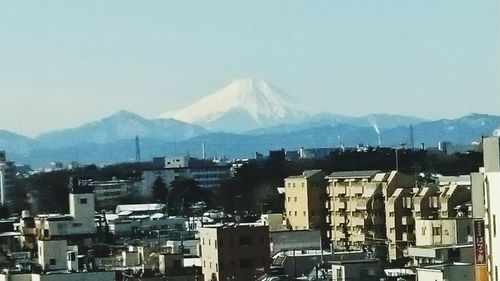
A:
[1,79,499,167]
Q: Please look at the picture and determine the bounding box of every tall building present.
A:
[0,151,16,207]
[473,137,500,281]
[283,170,327,231]
[199,224,270,281]
[325,170,414,255]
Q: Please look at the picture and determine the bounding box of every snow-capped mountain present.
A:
[159,79,308,132]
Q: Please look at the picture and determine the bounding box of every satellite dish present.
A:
[494,129,500,137]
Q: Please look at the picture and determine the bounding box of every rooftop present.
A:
[287,170,323,179]
[326,170,381,179]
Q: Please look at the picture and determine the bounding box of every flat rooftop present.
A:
[326,170,381,179]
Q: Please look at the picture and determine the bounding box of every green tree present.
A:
[151,176,167,203]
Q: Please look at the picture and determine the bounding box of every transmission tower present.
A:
[135,135,141,163]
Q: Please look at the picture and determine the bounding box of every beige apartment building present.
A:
[199,224,270,281]
[283,170,327,231]
[325,170,414,254]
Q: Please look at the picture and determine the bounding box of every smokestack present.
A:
[202,143,206,160]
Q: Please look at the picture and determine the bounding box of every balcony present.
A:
[351,216,367,226]
[351,185,363,195]
[334,201,346,211]
[402,216,415,225]
[333,186,346,196]
[356,199,369,210]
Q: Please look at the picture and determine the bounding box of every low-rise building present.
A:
[199,224,270,281]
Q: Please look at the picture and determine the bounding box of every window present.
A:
[215,240,217,249]
[292,183,295,187]
[49,259,56,266]
[421,227,426,235]
[294,211,297,216]
[288,211,292,216]
[302,182,305,188]
[432,227,441,235]
[72,223,82,227]
[336,268,343,280]
[303,211,306,216]
[294,197,297,202]
[287,197,290,202]
[80,198,87,204]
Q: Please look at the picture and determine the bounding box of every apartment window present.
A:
[336,268,342,280]
[303,211,306,216]
[208,239,211,246]
[432,227,441,235]
[294,197,297,202]
[421,227,426,235]
[202,238,205,245]
[293,183,296,188]
[50,259,56,266]
[288,211,292,216]
[80,198,87,204]
[294,211,297,216]
[302,182,305,188]
[203,261,206,268]
[287,197,290,202]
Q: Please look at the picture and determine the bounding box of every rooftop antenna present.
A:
[135,135,141,163]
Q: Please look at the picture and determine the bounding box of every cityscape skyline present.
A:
[1,1,498,137]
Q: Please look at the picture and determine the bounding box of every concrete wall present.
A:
[38,240,67,271]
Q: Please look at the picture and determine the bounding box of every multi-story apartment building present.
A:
[472,137,500,281]
[199,224,270,281]
[283,170,327,231]
[325,170,414,256]
[0,151,16,207]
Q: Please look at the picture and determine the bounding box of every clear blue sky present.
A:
[1,1,499,137]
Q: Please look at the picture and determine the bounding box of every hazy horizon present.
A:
[1,1,499,137]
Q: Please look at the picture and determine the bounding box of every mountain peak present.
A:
[159,79,306,132]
